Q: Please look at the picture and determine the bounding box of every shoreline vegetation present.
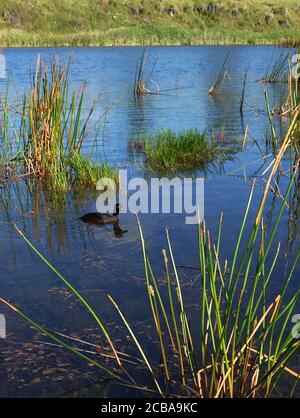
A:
[0,1,299,47]
[0,58,118,191]
[0,28,299,48]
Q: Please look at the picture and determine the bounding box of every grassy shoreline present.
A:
[0,0,299,47]
[0,27,299,48]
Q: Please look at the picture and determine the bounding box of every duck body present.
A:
[79,203,120,226]
[79,212,119,225]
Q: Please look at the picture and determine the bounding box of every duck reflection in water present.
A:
[79,203,128,238]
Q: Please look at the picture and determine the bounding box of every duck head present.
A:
[113,203,121,216]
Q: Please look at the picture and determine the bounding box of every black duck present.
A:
[79,203,121,225]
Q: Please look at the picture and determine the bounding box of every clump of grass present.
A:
[132,129,238,174]
[67,155,118,191]
[0,57,117,191]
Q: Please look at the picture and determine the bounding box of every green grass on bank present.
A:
[0,0,299,47]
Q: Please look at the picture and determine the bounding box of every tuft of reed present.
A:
[134,50,160,97]
[0,57,117,191]
[209,50,230,96]
[134,145,300,397]
[258,51,290,83]
[278,63,300,118]
[132,129,239,174]
[268,60,299,124]
[240,69,248,114]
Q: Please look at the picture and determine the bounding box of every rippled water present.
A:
[0,46,299,397]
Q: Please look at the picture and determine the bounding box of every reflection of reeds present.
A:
[0,178,101,256]
[287,169,300,251]
[0,57,117,191]
[209,50,230,96]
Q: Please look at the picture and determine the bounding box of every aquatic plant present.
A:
[0,57,117,191]
[283,64,300,119]
[134,49,160,97]
[262,61,300,157]
[137,193,300,396]
[131,129,239,174]
[258,51,290,83]
[268,62,299,128]
[240,69,248,114]
[133,50,189,99]
[209,50,230,96]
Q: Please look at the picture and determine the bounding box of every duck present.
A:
[79,203,121,225]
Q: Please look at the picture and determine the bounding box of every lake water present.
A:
[0,46,299,397]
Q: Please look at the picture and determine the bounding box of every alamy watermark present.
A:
[0,314,6,339]
[291,314,300,339]
[96,170,204,225]
[0,49,6,79]
[292,54,300,80]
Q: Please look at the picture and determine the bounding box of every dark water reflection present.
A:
[0,46,300,397]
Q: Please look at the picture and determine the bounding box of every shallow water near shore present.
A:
[0,45,299,397]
